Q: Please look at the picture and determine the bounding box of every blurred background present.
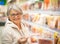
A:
[0,0,60,44]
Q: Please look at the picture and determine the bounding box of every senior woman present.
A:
[2,5,31,44]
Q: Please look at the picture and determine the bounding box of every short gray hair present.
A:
[7,4,23,16]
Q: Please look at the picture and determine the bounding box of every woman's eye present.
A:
[17,13,19,15]
[12,13,16,15]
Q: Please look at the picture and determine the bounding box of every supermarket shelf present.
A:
[22,20,60,34]
[23,10,60,15]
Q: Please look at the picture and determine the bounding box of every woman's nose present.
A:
[14,15,18,18]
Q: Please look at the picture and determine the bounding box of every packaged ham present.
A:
[39,39,53,44]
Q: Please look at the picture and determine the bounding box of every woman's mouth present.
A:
[13,18,20,21]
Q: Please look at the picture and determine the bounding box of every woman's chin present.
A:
[13,20,19,23]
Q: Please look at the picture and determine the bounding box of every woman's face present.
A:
[8,9,22,23]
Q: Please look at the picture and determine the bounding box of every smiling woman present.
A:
[7,5,23,25]
[2,4,30,44]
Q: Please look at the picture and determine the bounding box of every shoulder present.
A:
[2,25,13,35]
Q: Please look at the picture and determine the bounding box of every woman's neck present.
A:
[15,22,22,30]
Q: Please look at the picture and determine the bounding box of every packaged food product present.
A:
[31,26,44,35]
[23,13,30,21]
[39,39,53,44]
[57,37,60,44]
[53,32,58,38]
[30,36,37,43]
[32,14,40,22]
[54,37,58,44]
[44,31,52,38]
[34,1,42,9]
[29,3,35,10]
[31,26,37,33]
[58,0,60,9]
[34,2,39,9]
[51,0,58,10]
[57,16,60,30]
[46,16,57,29]
[44,0,50,10]
[38,15,46,25]
[37,27,44,34]
[38,2,42,9]
[22,3,28,10]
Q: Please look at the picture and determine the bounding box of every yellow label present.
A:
[53,32,58,38]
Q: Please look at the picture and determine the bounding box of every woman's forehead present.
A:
[10,9,21,14]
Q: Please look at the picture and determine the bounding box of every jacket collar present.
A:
[5,19,25,30]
